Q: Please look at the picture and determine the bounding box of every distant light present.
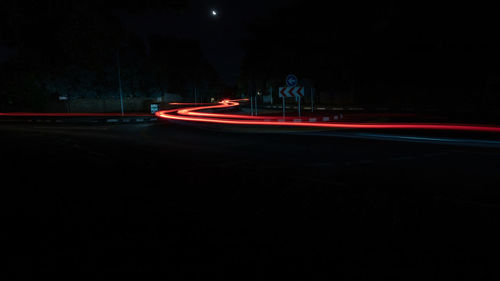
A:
[212,10,217,16]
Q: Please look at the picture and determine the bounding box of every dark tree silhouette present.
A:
[0,0,220,111]
[239,2,500,115]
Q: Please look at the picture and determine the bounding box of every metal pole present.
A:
[250,96,253,116]
[311,88,314,113]
[255,95,258,116]
[194,87,197,105]
[298,97,301,118]
[282,97,285,118]
[117,50,124,117]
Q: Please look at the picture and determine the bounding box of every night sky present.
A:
[0,45,11,62]
[120,0,292,85]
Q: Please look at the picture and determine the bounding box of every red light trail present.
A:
[0,113,152,117]
[2,99,500,133]
[156,99,500,133]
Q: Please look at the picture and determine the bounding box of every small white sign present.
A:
[150,104,159,114]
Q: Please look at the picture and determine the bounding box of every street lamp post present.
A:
[117,49,124,117]
[194,86,197,105]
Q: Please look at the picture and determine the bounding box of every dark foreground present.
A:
[2,121,500,279]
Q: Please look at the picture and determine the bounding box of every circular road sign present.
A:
[286,74,298,87]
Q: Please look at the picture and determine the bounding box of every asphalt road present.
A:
[2,121,500,279]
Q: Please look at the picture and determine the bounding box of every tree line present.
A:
[238,2,500,114]
[0,0,221,111]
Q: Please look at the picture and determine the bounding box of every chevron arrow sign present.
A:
[279,86,305,98]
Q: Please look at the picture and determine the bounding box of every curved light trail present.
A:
[0,112,152,117]
[156,99,500,133]
[2,99,500,133]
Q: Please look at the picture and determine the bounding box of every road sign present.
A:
[150,104,159,114]
[286,74,298,87]
[279,86,305,98]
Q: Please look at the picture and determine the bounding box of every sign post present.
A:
[283,96,286,118]
[298,96,301,117]
[283,74,298,118]
[279,86,305,118]
[311,88,314,113]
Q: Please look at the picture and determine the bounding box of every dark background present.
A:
[1,1,500,117]
[2,2,500,278]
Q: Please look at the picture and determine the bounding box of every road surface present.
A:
[2,121,500,279]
